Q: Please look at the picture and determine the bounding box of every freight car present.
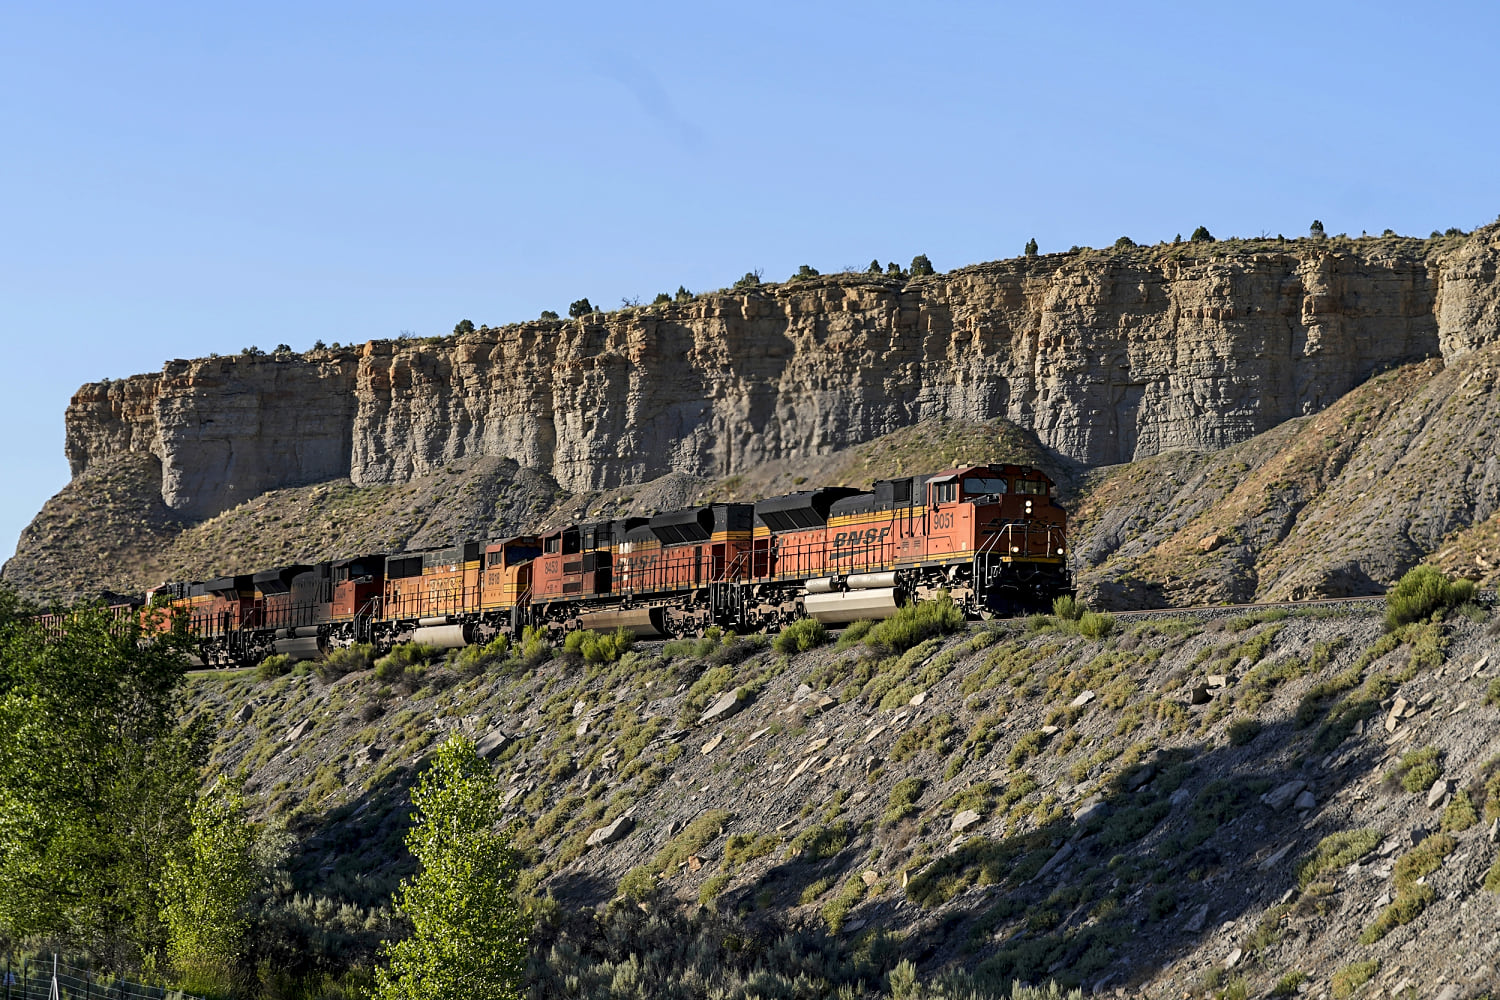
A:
[141,463,1071,668]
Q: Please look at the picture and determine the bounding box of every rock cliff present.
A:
[63,232,1492,522]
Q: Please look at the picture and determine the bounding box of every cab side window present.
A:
[934,482,958,504]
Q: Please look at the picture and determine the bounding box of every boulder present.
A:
[475,730,512,759]
[1427,778,1452,809]
[700,689,746,725]
[1260,780,1307,811]
[586,815,634,847]
[950,809,982,833]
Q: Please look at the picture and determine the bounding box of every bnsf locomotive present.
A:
[140,464,1070,667]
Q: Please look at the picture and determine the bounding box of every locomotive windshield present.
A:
[963,476,1008,495]
[1015,480,1049,495]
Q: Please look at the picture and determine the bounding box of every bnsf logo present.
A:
[834,527,888,560]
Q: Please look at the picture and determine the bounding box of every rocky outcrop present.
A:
[1437,226,1500,359]
[60,233,1493,521]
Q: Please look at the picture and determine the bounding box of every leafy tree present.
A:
[868,259,881,273]
[453,319,475,335]
[311,339,327,350]
[538,310,559,321]
[1190,226,1214,243]
[1445,227,1465,237]
[1024,238,1038,257]
[886,262,904,278]
[1173,233,1182,243]
[1114,236,1136,248]
[732,271,762,290]
[567,298,593,318]
[158,775,259,995]
[373,734,528,1000]
[240,346,264,356]
[790,264,820,281]
[273,343,292,354]
[675,285,693,301]
[0,606,202,964]
[909,254,934,276]
[652,292,671,305]
[1309,220,1326,239]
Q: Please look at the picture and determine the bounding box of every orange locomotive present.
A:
[141,463,1070,667]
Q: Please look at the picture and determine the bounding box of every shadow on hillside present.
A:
[730,709,1394,992]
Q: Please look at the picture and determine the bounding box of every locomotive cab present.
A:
[331,555,386,620]
[481,536,542,609]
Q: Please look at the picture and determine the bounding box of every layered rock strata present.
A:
[64,232,1499,520]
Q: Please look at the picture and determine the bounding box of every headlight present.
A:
[1057,548,1065,555]
[1011,546,1020,553]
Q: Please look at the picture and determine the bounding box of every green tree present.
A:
[1024,238,1038,257]
[157,775,258,995]
[909,254,934,276]
[1114,235,1136,248]
[675,285,693,301]
[867,259,881,273]
[373,734,528,1000]
[886,261,904,277]
[0,605,202,964]
[1309,219,1326,239]
[567,298,593,318]
[790,264,820,281]
[652,292,671,305]
[732,271,761,289]
[453,319,475,335]
[538,310,559,320]
[1190,226,1214,242]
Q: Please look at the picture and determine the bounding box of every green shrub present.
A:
[1076,611,1115,639]
[568,298,593,318]
[909,254,935,276]
[1442,789,1478,832]
[1270,972,1307,997]
[256,653,295,681]
[820,876,867,931]
[835,619,876,649]
[882,778,926,825]
[865,595,965,653]
[723,832,780,869]
[774,618,828,655]
[315,642,375,682]
[563,626,634,663]
[697,873,731,906]
[1024,238,1039,257]
[373,642,441,684]
[1331,960,1379,998]
[1296,829,1381,887]
[1384,565,1476,629]
[1190,225,1214,242]
[1387,745,1443,793]
[1051,594,1082,621]
[1393,832,1455,891]
[1360,883,1434,944]
[452,634,510,674]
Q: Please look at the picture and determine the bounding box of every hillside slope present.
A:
[186,601,1500,997]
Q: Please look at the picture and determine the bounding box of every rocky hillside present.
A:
[184,598,1500,997]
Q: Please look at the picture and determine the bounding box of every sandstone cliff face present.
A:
[62,234,1487,522]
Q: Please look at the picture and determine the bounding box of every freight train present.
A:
[135,463,1071,668]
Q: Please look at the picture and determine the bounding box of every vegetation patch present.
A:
[1296,829,1381,887]
[1384,565,1476,630]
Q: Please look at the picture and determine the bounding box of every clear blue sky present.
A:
[3,1,1497,566]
